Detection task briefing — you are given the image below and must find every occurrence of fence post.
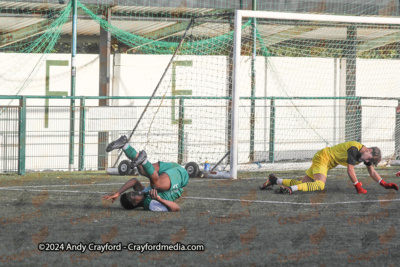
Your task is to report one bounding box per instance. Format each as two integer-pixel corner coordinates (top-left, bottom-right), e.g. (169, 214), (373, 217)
(396, 100), (400, 160)
(18, 96), (26, 175)
(269, 98), (275, 163)
(79, 97), (86, 171)
(69, 0), (78, 170)
(178, 98), (185, 164)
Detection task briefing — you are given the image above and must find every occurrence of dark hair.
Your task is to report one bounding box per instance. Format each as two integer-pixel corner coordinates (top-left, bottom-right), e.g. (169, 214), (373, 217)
(120, 192), (135, 210)
(371, 147), (382, 166)
(120, 191), (144, 210)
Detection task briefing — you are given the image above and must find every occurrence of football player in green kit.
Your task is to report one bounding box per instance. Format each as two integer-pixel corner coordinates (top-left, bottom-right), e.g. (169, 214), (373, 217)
(102, 136), (189, 212)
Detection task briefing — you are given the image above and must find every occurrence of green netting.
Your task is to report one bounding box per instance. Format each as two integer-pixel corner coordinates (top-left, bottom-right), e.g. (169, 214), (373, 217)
(22, 2), (72, 53)
(77, 1), (253, 55)
(0, 2), (71, 53)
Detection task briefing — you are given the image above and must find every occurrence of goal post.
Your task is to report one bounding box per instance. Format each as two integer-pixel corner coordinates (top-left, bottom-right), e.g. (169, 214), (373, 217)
(230, 10), (400, 179)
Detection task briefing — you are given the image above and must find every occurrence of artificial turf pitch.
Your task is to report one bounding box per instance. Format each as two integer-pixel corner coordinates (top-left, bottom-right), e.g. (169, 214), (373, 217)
(0, 168), (399, 266)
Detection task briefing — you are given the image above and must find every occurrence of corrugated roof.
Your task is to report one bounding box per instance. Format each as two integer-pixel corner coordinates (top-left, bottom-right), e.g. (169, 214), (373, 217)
(1, 0), (400, 50)
(0, 1), (226, 38)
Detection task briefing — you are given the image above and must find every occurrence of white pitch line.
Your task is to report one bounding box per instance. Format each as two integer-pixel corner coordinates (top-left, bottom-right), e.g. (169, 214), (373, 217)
(0, 188), (108, 194)
(0, 187), (399, 206)
(183, 196), (400, 205)
(2, 178), (243, 189)
(3, 183), (126, 189)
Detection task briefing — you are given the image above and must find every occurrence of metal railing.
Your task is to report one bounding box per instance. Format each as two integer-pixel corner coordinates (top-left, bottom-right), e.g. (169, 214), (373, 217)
(1, 95), (399, 174)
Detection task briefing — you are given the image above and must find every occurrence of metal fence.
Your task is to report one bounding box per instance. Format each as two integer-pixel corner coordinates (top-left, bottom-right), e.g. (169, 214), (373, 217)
(0, 95), (399, 174)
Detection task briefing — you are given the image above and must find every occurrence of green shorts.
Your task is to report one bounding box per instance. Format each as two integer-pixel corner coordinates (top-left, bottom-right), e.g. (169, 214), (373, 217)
(164, 166), (189, 190)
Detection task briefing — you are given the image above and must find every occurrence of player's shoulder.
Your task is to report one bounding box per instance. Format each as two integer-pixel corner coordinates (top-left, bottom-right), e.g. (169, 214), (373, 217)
(340, 141), (363, 150)
(344, 140), (362, 146)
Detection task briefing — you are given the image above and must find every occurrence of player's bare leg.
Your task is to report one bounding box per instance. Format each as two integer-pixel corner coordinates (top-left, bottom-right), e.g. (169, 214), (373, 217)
(134, 150), (171, 191)
(106, 136), (171, 191)
(301, 175), (314, 183)
(313, 173), (327, 183)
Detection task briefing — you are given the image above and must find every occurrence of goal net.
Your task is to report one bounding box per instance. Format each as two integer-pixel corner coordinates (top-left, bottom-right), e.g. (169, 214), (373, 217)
(111, 10), (400, 179)
(228, 10), (400, 178)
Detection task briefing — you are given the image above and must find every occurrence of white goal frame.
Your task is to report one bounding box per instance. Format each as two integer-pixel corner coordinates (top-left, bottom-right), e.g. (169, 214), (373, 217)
(230, 10), (400, 179)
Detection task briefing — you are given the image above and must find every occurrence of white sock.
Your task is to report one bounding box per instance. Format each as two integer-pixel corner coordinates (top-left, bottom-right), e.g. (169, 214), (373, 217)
(291, 185), (298, 192)
(277, 178), (284, 185)
(123, 143), (130, 150)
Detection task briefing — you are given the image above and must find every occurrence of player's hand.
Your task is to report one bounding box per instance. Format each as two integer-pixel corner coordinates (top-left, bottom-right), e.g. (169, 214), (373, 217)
(354, 182), (367, 194)
(149, 189), (161, 201)
(102, 192), (120, 202)
(380, 180), (399, 191)
(396, 171), (400, 177)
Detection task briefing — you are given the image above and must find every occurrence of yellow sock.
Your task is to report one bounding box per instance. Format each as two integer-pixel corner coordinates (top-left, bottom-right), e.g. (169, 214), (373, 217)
(296, 180), (325, 192)
(282, 179), (302, 187)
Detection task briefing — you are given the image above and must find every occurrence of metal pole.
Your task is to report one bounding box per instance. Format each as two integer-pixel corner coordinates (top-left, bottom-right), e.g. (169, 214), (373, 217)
(226, 20), (234, 166)
(98, 6), (111, 170)
(69, 0), (77, 170)
(230, 10), (242, 179)
(345, 25), (359, 142)
(249, 0), (257, 161)
(211, 150), (230, 172)
(178, 98), (185, 164)
(396, 100), (400, 160)
(334, 58), (337, 145)
(264, 57), (268, 153)
(269, 98), (275, 163)
(18, 97), (26, 175)
(78, 97), (86, 171)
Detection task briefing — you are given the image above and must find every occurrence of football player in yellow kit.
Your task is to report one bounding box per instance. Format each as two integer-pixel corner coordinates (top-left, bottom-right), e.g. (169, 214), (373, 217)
(260, 141), (399, 195)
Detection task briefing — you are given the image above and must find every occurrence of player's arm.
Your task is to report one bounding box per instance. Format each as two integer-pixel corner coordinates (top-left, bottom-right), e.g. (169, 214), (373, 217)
(367, 165), (399, 191)
(366, 165), (381, 182)
(347, 147), (367, 194)
(149, 189), (180, 212)
(102, 178), (144, 202)
(347, 164), (367, 194)
(347, 164), (358, 183)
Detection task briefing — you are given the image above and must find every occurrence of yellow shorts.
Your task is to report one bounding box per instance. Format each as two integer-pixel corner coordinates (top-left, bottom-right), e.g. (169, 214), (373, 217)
(305, 148), (336, 179)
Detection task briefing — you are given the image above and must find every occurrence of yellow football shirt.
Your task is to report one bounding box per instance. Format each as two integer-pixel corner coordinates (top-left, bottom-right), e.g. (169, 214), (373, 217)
(305, 141), (364, 178)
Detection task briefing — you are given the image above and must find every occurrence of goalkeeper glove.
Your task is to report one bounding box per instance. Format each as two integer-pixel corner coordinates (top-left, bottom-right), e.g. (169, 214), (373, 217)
(379, 180), (399, 191)
(354, 181), (367, 194)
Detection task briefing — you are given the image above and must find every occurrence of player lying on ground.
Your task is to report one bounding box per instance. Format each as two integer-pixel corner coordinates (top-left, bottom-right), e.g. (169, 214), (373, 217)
(102, 178), (180, 211)
(102, 135), (189, 211)
(260, 141), (399, 195)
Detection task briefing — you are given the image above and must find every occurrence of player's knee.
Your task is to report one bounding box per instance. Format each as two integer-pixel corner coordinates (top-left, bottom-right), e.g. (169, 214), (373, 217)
(302, 175), (314, 183)
(315, 180), (325, 191)
(150, 182), (168, 192)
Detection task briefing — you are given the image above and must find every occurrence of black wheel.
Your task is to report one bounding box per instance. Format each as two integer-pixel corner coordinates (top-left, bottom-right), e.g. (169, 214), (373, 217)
(118, 160), (133, 175)
(185, 162), (199, 178)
